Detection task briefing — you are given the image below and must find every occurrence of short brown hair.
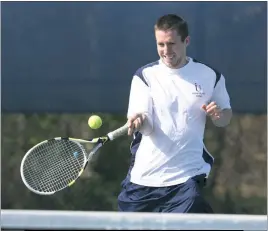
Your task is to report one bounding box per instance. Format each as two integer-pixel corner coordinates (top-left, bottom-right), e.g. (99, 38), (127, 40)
(154, 14), (189, 42)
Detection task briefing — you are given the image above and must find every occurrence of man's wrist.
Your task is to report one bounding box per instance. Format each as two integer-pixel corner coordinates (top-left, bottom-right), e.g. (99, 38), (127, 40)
(211, 109), (232, 127)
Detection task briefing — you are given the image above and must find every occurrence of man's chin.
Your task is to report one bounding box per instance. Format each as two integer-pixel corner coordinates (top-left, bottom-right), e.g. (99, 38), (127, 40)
(164, 61), (176, 68)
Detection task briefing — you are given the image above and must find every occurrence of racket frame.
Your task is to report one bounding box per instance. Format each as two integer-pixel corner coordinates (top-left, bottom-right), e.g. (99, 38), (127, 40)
(20, 123), (128, 195)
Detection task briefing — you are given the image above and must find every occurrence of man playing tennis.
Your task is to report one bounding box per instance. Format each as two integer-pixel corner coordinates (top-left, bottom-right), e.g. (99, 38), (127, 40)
(117, 14), (232, 213)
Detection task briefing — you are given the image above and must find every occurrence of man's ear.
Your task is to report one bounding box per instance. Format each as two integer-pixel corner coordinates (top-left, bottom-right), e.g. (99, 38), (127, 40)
(185, 36), (190, 46)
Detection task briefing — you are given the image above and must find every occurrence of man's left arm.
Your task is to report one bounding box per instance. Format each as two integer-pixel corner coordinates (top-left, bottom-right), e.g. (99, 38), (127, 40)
(202, 74), (232, 127)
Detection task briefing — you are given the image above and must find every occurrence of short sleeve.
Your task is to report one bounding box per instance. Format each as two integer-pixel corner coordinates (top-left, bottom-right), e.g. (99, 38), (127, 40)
(127, 75), (154, 136)
(127, 75), (152, 118)
(211, 74), (231, 110)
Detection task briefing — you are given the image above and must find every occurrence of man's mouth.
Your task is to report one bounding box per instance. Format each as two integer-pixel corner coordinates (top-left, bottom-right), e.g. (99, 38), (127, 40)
(163, 55), (174, 62)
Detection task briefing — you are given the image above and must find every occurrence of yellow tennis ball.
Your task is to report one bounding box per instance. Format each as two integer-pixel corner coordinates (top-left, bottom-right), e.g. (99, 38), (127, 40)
(88, 115), (102, 129)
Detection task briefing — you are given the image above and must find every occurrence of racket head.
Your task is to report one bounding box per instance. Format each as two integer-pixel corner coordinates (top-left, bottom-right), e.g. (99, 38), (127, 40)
(20, 138), (88, 195)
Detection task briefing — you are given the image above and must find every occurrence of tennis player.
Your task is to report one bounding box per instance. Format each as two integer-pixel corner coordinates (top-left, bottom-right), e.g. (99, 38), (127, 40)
(117, 14), (232, 213)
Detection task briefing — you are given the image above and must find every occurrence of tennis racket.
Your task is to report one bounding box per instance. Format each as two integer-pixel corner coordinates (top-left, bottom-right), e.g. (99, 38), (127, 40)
(20, 123), (129, 195)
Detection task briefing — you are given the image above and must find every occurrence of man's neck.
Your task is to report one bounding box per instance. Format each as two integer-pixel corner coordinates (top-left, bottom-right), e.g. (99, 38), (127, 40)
(176, 56), (189, 69)
(162, 56), (189, 69)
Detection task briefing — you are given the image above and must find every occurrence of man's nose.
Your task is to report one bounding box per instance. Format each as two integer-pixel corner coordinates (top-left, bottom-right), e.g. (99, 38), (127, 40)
(163, 45), (171, 54)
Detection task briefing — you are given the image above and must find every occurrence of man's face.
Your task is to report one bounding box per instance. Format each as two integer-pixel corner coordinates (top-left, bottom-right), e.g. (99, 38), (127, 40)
(155, 29), (189, 69)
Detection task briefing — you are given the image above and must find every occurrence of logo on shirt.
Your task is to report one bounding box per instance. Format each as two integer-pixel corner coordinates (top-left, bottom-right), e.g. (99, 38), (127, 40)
(193, 83), (205, 97)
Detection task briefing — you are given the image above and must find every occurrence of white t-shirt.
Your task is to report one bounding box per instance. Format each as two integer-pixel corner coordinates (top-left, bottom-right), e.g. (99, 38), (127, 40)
(127, 57), (231, 187)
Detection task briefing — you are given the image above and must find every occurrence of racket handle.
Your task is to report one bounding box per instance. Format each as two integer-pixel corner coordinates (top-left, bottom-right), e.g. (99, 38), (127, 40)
(107, 123), (129, 141)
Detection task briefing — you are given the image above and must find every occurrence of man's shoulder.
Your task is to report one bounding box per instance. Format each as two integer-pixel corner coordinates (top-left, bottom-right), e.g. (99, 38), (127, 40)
(192, 58), (221, 74)
(133, 60), (160, 86)
(134, 60), (160, 76)
(191, 58), (221, 87)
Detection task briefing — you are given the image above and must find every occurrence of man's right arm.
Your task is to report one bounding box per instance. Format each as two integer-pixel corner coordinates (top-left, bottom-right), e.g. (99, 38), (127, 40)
(127, 75), (153, 136)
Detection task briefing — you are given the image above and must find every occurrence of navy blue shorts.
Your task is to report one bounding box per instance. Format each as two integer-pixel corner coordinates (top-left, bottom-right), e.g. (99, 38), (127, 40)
(117, 173), (213, 213)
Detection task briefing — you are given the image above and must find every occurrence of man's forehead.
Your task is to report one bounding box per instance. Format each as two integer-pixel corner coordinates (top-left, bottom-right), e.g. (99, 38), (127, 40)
(155, 29), (181, 40)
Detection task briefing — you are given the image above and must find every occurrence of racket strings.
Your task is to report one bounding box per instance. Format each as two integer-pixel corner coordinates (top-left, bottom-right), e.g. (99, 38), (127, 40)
(38, 142), (83, 189)
(22, 139), (86, 193)
(24, 141), (84, 192)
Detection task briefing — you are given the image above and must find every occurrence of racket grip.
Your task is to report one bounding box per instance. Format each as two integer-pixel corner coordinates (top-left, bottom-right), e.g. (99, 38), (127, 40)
(107, 123), (129, 140)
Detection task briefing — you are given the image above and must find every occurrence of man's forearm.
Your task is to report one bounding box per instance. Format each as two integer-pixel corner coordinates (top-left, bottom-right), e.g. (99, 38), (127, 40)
(211, 108), (232, 127)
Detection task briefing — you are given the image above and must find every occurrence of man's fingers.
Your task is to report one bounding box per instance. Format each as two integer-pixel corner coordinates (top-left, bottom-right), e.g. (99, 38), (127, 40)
(127, 113), (146, 136)
(128, 115), (138, 128)
(206, 105), (218, 114)
(128, 116), (137, 126)
(133, 118), (142, 131)
(128, 126), (134, 136)
(135, 117), (142, 126)
(202, 102), (221, 119)
(127, 118), (135, 136)
(128, 121), (141, 136)
(206, 101), (216, 108)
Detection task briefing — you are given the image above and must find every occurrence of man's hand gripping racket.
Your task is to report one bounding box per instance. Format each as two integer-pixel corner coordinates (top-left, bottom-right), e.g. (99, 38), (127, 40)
(20, 123), (128, 195)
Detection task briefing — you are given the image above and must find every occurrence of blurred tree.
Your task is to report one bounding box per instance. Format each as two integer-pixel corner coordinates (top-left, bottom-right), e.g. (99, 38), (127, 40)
(1, 113), (266, 214)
